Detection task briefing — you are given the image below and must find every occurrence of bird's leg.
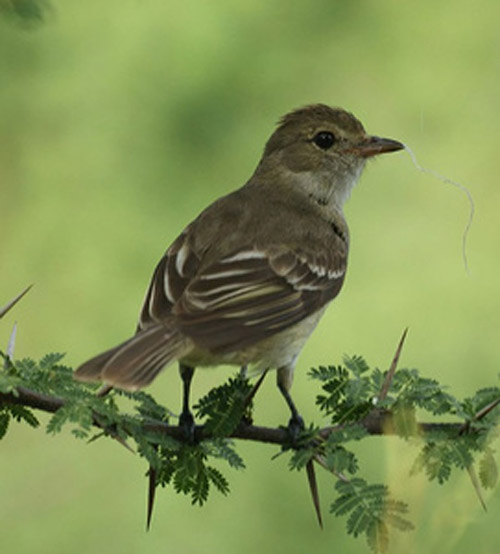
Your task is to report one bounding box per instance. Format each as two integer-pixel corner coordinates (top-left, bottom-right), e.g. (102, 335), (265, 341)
(278, 383), (305, 439)
(178, 363), (195, 442)
(278, 368), (323, 527)
(277, 366), (304, 443)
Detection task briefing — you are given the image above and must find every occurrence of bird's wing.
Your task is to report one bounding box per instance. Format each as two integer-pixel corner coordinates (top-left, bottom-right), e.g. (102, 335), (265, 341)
(172, 242), (347, 353)
(138, 228), (200, 329)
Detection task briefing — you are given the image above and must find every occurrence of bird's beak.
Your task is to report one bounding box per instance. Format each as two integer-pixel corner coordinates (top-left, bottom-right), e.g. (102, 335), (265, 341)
(349, 136), (405, 158)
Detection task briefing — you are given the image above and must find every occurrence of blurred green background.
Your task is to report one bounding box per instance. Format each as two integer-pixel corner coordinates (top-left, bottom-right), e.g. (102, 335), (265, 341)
(1, 1), (500, 552)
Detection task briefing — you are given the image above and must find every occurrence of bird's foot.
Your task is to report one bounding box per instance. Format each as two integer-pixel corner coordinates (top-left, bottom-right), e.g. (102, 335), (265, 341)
(179, 410), (196, 443)
(286, 413), (305, 446)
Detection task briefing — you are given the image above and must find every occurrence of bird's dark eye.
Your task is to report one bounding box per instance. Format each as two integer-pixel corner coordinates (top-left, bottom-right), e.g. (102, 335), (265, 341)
(312, 131), (336, 150)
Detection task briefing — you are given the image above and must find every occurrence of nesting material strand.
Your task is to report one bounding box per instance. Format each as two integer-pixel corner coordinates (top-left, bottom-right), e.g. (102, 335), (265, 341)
(403, 144), (475, 274)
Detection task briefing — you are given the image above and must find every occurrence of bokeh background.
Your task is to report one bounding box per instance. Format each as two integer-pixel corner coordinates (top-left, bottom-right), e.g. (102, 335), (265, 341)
(1, 1), (499, 552)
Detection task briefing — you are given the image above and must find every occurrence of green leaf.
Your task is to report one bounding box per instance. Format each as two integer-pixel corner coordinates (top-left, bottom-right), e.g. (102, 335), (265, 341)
(343, 355), (370, 376)
(72, 428), (89, 439)
(411, 443), (451, 484)
(366, 519), (389, 554)
(449, 441), (474, 470)
(392, 402), (418, 438)
(191, 470), (210, 506)
(46, 402), (93, 435)
(0, 412), (10, 439)
(46, 406), (71, 434)
(9, 405), (39, 428)
(479, 449), (498, 489)
(195, 375), (252, 436)
(325, 424), (368, 445)
(204, 438), (245, 470)
(389, 368), (458, 415)
(206, 466), (230, 495)
(289, 447), (315, 471)
(39, 352), (66, 370)
(160, 443), (232, 506)
(324, 445), (358, 475)
(411, 438), (478, 485)
(331, 478), (413, 553)
(310, 361), (372, 424)
(309, 365), (345, 382)
(347, 504), (371, 536)
(117, 389), (172, 422)
(0, 0), (51, 25)
(0, 370), (21, 393)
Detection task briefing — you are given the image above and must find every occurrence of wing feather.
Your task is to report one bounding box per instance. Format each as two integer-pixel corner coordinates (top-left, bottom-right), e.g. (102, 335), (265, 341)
(138, 230), (199, 329)
(174, 246), (346, 352)
(138, 228), (347, 355)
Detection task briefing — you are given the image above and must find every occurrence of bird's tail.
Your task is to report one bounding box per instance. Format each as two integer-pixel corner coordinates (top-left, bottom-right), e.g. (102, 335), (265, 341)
(73, 325), (191, 391)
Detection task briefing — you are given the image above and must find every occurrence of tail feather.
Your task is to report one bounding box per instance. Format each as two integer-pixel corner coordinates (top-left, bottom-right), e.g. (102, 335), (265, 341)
(74, 325), (190, 390)
(74, 345), (123, 382)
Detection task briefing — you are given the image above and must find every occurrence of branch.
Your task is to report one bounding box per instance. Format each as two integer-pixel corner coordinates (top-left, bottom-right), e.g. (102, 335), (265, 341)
(2, 386), (64, 413)
(0, 385), (479, 445)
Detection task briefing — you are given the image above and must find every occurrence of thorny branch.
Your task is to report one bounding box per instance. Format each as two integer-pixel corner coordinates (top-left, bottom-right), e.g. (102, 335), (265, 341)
(0, 384), (490, 446)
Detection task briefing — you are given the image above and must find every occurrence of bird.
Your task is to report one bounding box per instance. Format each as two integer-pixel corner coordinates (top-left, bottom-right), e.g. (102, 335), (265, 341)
(74, 104), (403, 438)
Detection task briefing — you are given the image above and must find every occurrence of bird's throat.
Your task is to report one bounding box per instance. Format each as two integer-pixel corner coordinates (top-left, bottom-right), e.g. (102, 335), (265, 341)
(295, 167), (362, 213)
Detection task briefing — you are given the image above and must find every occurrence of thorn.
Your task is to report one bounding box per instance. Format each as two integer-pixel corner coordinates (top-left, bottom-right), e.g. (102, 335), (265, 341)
(239, 365), (248, 379)
(466, 465), (487, 512)
(146, 465), (157, 531)
(459, 396), (500, 436)
(313, 454), (350, 482)
(306, 459), (323, 529)
(5, 322), (17, 367)
(243, 368), (269, 411)
(0, 284), (33, 319)
(313, 454), (329, 472)
(474, 397), (500, 422)
(96, 384), (114, 397)
(91, 413), (135, 453)
(378, 327), (409, 403)
(270, 449), (285, 461)
(87, 428), (134, 452)
(111, 433), (135, 453)
(87, 431), (106, 444)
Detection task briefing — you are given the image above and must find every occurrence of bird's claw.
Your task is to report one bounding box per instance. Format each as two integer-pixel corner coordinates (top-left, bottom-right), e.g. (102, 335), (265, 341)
(286, 413), (305, 445)
(179, 410), (196, 443)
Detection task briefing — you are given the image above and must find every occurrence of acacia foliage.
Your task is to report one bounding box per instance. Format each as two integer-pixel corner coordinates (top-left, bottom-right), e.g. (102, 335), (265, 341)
(1, 348), (498, 553)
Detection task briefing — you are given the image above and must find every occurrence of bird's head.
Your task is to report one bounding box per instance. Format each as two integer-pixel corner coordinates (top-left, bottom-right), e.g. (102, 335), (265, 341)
(257, 104), (404, 208)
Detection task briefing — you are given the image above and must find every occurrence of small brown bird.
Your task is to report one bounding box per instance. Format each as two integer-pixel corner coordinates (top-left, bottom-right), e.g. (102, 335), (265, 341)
(74, 104), (403, 436)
